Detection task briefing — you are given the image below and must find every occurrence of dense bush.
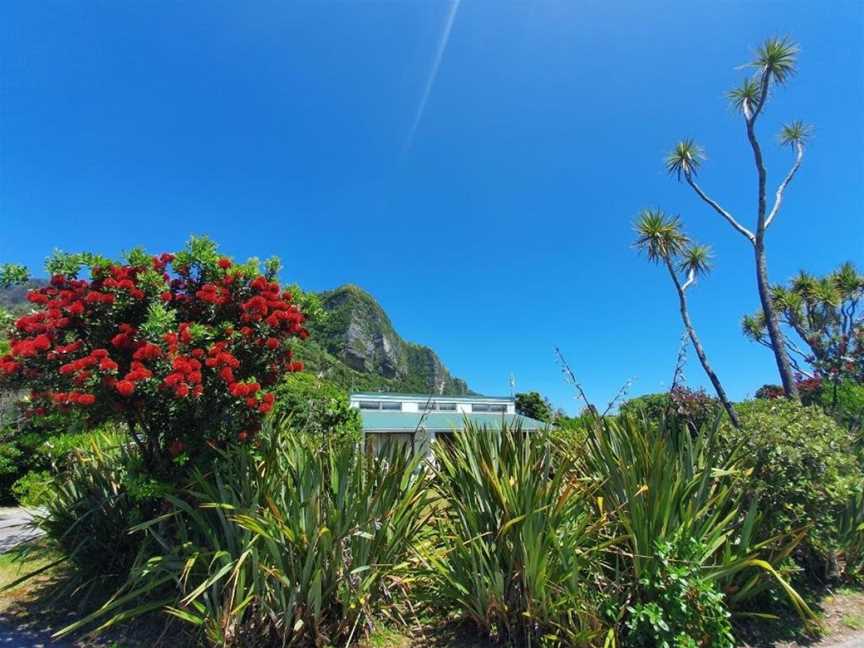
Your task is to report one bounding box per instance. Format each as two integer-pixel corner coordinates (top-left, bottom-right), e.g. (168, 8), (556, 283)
(619, 386), (721, 433)
(35, 433), (155, 592)
(514, 391), (554, 422)
(582, 415), (811, 643)
(0, 410), (93, 505)
(721, 399), (863, 581)
(821, 379), (864, 435)
(63, 423), (433, 646)
(270, 372), (361, 442)
(625, 537), (734, 648)
(837, 490), (864, 582)
(428, 422), (609, 646)
(0, 238), (308, 476)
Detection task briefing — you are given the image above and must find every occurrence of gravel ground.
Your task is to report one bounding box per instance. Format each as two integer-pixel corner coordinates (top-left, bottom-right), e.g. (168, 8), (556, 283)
(0, 510), (42, 555)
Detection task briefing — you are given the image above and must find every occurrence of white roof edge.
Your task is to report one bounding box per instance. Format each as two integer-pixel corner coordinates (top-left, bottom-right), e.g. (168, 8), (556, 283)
(350, 393), (514, 403)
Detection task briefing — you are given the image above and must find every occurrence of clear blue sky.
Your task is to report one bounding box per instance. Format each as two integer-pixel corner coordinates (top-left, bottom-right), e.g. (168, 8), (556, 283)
(2, 2), (862, 413)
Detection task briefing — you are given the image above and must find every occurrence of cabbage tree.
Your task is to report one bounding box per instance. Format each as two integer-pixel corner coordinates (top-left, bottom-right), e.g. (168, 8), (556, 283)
(666, 38), (809, 400)
(635, 210), (740, 427)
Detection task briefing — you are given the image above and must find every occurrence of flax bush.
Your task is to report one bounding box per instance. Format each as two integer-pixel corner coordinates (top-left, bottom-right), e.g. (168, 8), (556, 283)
(61, 421), (433, 646)
(427, 422), (613, 647)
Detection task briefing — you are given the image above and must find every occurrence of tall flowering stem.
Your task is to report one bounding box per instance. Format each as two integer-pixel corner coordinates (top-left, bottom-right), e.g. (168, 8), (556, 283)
(0, 239), (308, 474)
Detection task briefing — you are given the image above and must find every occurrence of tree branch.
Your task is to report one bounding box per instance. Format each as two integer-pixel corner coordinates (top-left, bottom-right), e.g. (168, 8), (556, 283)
(765, 141), (804, 229)
(686, 175), (756, 243)
(746, 73), (771, 235)
(680, 267), (696, 293)
(751, 71), (771, 124)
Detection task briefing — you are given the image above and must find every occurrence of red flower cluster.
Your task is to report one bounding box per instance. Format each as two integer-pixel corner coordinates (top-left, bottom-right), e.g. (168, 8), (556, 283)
(101, 265), (145, 300)
(164, 355), (203, 398)
(50, 391), (96, 406)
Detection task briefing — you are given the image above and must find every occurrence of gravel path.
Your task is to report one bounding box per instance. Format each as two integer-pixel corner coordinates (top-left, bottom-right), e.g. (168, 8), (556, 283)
(0, 510), (42, 554)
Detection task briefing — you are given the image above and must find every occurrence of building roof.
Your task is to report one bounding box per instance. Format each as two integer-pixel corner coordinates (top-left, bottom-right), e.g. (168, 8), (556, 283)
(351, 392), (513, 403)
(360, 410), (546, 433)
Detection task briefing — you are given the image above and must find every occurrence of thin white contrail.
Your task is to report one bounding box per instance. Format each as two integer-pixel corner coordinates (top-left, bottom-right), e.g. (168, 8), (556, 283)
(403, 0), (461, 154)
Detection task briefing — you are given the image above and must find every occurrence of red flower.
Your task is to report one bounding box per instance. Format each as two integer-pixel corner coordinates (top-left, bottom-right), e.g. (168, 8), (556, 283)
(115, 380), (135, 397)
(217, 258), (232, 269)
(133, 343), (162, 361)
(99, 358), (119, 372)
(33, 335), (51, 351)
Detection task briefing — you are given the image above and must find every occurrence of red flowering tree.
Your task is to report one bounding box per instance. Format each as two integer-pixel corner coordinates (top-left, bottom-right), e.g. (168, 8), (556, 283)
(0, 238), (307, 475)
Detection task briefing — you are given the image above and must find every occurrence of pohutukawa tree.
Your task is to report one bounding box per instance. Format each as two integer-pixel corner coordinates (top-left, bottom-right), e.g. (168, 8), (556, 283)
(665, 37), (809, 400)
(0, 237), (308, 475)
(635, 209), (740, 427)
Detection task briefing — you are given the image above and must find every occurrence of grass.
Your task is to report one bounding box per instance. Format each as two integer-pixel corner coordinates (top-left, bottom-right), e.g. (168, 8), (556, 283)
(0, 543), (61, 602)
(842, 613), (864, 631)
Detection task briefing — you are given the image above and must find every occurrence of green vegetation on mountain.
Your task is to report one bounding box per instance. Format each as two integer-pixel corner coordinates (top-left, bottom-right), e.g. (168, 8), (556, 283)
(302, 284), (471, 395)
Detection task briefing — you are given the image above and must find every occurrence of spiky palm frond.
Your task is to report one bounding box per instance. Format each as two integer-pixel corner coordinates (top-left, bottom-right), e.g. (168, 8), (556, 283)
(813, 278), (842, 307)
(634, 209), (689, 263)
(831, 262), (864, 296)
(773, 288), (804, 313)
(728, 78), (762, 114)
(679, 244), (713, 277)
(791, 271), (818, 297)
(742, 313), (767, 340)
(780, 120), (812, 147)
(665, 139), (704, 181)
(752, 37), (799, 85)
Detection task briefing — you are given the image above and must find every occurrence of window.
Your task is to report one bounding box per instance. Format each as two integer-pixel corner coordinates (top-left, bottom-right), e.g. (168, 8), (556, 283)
(358, 401), (381, 410)
(417, 400), (454, 411)
(381, 401), (402, 411)
(472, 403), (506, 413)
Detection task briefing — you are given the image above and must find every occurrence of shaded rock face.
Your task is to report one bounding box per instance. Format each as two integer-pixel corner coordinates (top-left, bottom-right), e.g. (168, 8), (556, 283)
(312, 285), (470, 395)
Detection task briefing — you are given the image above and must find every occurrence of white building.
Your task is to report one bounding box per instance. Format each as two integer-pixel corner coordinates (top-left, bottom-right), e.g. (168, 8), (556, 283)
(349, 392), (546, 455)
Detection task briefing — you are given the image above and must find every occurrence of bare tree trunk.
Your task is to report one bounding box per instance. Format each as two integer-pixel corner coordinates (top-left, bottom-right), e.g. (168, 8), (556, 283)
(666, 260), (740, 428)
(754, 238), (800, 400)
(745, 82), (801, 401)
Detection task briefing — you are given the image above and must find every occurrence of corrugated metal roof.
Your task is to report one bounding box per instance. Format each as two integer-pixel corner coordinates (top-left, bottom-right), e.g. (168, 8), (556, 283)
(359, 411), (546, 432)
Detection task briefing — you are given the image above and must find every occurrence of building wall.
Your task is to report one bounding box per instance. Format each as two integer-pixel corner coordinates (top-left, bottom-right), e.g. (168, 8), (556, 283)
(349, 394), (516, 415)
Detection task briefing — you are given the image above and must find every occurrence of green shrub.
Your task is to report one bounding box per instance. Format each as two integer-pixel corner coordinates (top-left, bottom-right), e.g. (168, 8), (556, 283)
(63, 422), (433, 646)
(837, 490), (864, 582)
(722, 399), (863, 580)
(11, 469), (53, 507)
(821, 380), (864, 435)
(582, 415), (812, 637)
(35, 433), (156, 591)
(271, 372), (361, 443)
(428, 422), (611, 646)
(625, 537), (734, 648)
(619, 387), (721, 434)
(6, 427), (125, 507)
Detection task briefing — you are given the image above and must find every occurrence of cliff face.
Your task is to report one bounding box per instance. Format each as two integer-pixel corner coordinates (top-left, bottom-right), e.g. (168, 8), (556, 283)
(310, 285), (470, 395)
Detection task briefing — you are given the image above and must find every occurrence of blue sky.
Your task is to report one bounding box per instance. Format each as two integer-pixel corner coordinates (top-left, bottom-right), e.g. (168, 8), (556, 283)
(2, 2), (862, 413)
